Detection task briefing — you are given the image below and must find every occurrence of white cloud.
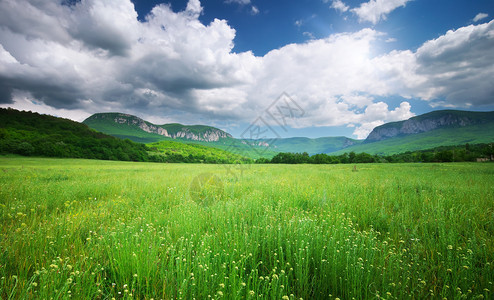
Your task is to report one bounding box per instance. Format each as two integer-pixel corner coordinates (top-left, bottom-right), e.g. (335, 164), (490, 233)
(473, 13), (488, 23)
(251, 6), (259, 15)
(352, 102), (414, 138)
(303, 32), (315, 39)
(352, 0), (412, 24)
(412, 20), (494, 105)
(330, 0), (349, 13)
(224, 0), (251, 5)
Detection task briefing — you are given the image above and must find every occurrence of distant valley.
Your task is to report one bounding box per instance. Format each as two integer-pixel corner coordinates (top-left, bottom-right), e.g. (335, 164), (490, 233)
(83, 110), (494, 157)
(82, 112), (361, 158)
(1, 108), (493, 162)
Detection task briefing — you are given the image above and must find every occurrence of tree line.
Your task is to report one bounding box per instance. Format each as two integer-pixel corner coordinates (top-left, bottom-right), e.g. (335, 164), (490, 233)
(256, 143), (494, 164)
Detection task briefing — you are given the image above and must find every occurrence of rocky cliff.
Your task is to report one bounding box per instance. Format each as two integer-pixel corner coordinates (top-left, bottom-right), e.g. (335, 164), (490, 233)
(365, 110), (494, 142)
(84, 113), (232, 142)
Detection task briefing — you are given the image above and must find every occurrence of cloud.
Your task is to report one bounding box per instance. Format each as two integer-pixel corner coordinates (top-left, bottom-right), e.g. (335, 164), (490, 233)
(330, 0), (349, 13)
(224, 0), (251, 5)
(473, 13), (488, 23)
(352, 0), (412, 24)
(224, 0), (259, 16)
(1, 0), (494, 139)
(412, 20), (494, 106)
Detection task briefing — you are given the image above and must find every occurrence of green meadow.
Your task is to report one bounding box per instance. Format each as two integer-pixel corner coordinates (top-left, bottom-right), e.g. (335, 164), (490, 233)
(0, 157), (493, 299)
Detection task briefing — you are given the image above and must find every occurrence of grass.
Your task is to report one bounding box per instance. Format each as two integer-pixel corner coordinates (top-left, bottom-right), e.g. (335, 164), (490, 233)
(0, 157), (493, 299)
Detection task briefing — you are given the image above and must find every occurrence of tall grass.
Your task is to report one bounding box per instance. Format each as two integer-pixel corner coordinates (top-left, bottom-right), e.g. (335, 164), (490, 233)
(0, 157), (493, 299)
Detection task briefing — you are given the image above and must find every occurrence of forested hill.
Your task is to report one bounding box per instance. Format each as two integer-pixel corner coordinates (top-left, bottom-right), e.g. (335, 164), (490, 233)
(0, 108), (150, 161)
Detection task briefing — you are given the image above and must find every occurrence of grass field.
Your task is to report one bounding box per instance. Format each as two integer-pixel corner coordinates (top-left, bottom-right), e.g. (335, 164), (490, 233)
(0, 157), (493, 299)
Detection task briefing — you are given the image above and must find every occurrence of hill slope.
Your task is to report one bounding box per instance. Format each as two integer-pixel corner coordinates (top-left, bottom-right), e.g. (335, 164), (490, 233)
(148, 140), (252, 164)
(0, 108), (150, 161)
(83, 112), (361, 157)
(83, 113), (232, 143)
(332, 110), (494, 155)
(366, 110), (494, 142)
(261, 136), (362, 155)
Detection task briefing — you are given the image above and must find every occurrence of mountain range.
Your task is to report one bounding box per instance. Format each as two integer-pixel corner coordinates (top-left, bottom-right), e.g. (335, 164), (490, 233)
(83, 113), (361, 158)
(83, 110), (494, 157)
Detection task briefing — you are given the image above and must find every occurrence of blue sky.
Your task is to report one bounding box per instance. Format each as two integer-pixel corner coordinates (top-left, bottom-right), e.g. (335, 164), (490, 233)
(1, 0), (494, 139)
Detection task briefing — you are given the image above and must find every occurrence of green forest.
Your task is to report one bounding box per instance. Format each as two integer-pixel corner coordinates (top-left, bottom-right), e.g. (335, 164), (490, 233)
(260, 143), (494, 164)
(0, 108), (251, 164)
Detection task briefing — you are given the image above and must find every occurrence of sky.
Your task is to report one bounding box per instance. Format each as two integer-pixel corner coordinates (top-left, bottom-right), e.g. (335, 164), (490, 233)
(1, 0), (494, 139)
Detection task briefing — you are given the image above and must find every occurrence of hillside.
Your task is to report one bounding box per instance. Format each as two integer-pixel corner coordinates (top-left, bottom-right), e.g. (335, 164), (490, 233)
(366, 110), (494, 142)
(148, 140), (252, 164)
(0, 108), (150, 161)
(332, 111), (494, 155)
(83, 113), (232, 143)
(265, 136), (361, 154)
(83, 112), (361, 157)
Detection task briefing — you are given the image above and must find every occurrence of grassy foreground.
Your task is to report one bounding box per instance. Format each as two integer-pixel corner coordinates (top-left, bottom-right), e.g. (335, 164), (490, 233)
(0, 157), (493, 299)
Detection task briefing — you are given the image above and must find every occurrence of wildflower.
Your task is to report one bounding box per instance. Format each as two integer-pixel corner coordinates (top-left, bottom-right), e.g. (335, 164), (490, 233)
(217, 291), (223, 296)
(133, 274), (138, 278)
(249, 290), (255, 296)
(241, 282), (246, 287)
(219, 283), (225, 289)
(31, 282), (38, 287)
(282, 296), (289, 300)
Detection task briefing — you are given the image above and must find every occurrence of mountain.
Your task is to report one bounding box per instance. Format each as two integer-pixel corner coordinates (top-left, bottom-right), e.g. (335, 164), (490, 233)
(366, 110), (494, 142)
(331, 110), (494, 155)
(83, 113), (232, 143)
(83, 112), (361, 158)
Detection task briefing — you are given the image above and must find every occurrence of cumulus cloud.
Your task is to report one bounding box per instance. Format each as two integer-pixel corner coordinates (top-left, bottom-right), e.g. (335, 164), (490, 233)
(330, 0), (350, 13)
(473, 13), (488, 23)
(0, 0), (257, 119)
(352, 0), (412, 24)
(1, 0), (493, 139)
(413, 20), (494, 105)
